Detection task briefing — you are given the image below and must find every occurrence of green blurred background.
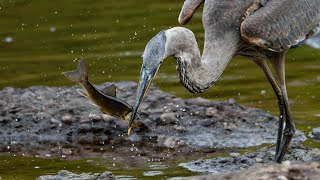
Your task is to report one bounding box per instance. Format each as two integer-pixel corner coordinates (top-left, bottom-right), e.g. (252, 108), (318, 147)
(0, 0), (319, 179)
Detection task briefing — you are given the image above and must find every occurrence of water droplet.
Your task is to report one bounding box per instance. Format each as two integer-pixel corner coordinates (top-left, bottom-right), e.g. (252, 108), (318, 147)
(50, 27), (56, 32)
(4, 37), (13, 43)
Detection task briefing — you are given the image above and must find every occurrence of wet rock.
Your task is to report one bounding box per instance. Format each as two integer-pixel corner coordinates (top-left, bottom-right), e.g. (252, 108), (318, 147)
(0, 100), (7, 106)
(292, 130), (308, 143)
(91, 125), (104, 133)
(160, 113), (179, 125)
(255, 157), (263, 163)
(50, 118), (61, 124)
(79, 124), (91, 133)
(173, 125), (186, 132)
(205, 107), (217, 117)
(89, 113), (102, 121)
(164, 136), (185, 148)
(143, 118), (154, 126)
(61, 148), (72, 155)
(61, 115), (73, 124)
(101, 114), (113, 121)
(309, 127), (320, 140)
(180, 145), (320, 174)
(37, 170), (116, 180)
(197, 119), (215, 127)
(80, 117), (91, 124)
(188, 162), (320, 180)
(180, 156), (254, 174)
(34, 112), (51, 121)
(0, 82), (308, 154)
(78, 135), (94, 144)
(21, 91), (36, 100)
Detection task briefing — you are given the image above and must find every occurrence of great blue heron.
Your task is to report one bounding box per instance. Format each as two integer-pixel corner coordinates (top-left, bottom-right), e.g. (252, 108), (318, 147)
(129, 0), (320, 163)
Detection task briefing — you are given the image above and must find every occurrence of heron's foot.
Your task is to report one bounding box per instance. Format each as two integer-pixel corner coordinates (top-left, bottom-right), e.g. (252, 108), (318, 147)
(274, 124), (296, 163)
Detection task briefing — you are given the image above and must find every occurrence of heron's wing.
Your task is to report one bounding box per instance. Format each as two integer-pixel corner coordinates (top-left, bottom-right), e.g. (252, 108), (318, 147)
(241, 0), (320, 52)
(178, 0), (204, 25)
(305, 33), (320, 49)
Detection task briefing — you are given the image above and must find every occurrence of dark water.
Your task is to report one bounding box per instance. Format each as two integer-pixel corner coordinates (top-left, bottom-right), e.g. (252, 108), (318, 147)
(0, 0), (319, 179)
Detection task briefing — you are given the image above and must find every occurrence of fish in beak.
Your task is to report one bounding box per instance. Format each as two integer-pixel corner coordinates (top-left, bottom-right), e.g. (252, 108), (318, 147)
(63, 60), (146, 134)
(128, 30), (167, 129)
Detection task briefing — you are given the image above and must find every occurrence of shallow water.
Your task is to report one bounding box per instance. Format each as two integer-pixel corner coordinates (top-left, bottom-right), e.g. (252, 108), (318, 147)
(0, 155), (198, 179)
(0, 0), (319, 179)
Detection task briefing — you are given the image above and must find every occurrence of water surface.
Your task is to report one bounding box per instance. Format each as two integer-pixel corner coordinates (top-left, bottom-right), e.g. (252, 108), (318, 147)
(0, 0), (319, 179)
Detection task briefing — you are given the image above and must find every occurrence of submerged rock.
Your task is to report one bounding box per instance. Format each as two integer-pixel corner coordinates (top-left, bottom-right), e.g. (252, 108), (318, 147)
(143, 171), (164, 176)
(309, 127), (320, 140)
(37, 170), (116, 180)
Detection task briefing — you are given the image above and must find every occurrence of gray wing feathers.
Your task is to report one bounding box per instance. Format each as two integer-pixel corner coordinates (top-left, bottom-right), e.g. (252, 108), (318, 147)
(241, 0), (320, 52)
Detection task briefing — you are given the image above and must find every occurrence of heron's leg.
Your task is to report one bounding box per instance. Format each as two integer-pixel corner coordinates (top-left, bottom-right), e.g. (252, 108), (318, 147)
(270, 52), (296, 163)
(254, 60), (284, 156)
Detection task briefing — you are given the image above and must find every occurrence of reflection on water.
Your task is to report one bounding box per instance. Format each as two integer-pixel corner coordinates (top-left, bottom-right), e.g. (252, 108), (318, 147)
(143, 171), (164, 176)
(0, 0), (320, 179)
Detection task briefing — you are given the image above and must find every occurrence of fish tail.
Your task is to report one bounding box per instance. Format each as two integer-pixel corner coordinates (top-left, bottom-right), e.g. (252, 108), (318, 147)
(62, 60), (88, 83)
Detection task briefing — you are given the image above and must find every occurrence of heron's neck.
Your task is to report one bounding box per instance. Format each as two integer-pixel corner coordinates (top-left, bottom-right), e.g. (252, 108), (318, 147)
(169, 30), (240, 93)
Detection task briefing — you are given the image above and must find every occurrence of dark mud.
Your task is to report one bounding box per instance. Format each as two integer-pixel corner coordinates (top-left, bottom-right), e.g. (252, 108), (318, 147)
(0, 81), (306, 158)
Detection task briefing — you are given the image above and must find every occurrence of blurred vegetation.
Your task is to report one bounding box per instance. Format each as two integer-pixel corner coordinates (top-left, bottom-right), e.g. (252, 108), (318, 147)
(0, 0), (319, 178)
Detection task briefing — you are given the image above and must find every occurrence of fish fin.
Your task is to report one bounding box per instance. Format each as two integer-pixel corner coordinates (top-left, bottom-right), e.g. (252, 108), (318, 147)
(101, 84), (117, 97)
(77, 89), (89, 98)
(62, 60), (88, 83)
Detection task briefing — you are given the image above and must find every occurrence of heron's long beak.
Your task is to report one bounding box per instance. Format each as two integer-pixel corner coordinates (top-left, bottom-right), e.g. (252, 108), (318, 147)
(129, 66), (159, 129)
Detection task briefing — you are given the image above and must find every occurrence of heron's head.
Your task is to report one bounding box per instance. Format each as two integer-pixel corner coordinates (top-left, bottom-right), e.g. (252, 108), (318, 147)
(128, 30), (167, 127)
(128, 27), (198, 129)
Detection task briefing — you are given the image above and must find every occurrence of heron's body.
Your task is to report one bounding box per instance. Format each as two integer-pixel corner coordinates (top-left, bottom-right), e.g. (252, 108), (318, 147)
(129, 0), (320, 163)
